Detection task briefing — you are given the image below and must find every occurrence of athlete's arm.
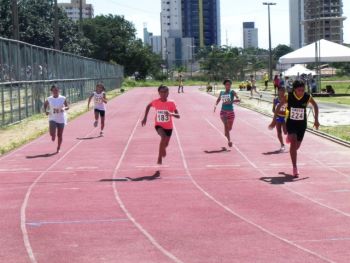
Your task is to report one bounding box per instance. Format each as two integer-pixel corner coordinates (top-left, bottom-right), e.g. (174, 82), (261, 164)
(233, 91), (240, 103)
(62, 100), (69, 111)
(87, 94), (93, 109)
(309, 97), (320, 129)
(169, 109), (180, 119)
(141, 103), (152, 126)
(102, 93), (107, 103)
(272, 99), (276, 113)
(43, 100), (49, 115)
(214, 93), (221, 112)
(268, 100), (285, 129)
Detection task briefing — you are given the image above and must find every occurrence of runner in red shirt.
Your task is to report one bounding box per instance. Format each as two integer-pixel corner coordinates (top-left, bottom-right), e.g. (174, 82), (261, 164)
(142, 85), (180, 164)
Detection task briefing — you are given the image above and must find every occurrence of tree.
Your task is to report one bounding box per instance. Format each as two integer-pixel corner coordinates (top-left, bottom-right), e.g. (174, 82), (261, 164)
(273, 44), (293, 62)
(0, 0), (92, 55)
(82, 15), (162, 78)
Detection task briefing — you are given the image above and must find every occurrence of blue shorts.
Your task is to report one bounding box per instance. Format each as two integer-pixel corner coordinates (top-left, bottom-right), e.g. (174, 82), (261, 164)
(276, 116), (285, 123)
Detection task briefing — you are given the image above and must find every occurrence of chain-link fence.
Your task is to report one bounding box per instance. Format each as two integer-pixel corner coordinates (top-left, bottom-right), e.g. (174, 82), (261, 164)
(0, 37), (124, 127)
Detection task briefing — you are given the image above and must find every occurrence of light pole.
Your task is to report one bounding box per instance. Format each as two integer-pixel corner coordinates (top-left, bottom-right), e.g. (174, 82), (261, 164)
(187, 44), (195, 79)
(263, 2), (276, 82)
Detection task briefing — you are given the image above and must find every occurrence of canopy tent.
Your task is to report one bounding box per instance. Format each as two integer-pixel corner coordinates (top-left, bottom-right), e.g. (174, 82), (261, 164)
(283, 64), (315, 77)
(279, 39), (350, 64)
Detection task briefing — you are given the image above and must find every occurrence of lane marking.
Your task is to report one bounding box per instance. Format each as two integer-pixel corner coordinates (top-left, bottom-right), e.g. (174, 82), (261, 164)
(26, 218), (128, 227)
(20, 127), (96, 263)
(135, 165), (170, 168)
(206, 164), (240, 168)
(173, 123), (335, 263)
(111, 117), (183, 263)
(205, 118), (258, 169)
(294, 237), (350, 243)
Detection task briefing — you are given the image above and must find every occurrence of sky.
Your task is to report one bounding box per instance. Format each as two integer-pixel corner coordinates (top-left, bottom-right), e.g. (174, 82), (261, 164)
(59, 0), (350, 49)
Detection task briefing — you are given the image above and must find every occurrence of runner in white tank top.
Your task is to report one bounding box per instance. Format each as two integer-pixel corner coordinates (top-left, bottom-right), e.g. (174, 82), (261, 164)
(44, 85), (69, 153)
(88, 83), (107, 136)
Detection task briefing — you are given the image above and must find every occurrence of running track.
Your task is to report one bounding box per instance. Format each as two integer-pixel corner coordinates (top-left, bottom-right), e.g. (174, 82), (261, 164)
(1, 87), (350, 263)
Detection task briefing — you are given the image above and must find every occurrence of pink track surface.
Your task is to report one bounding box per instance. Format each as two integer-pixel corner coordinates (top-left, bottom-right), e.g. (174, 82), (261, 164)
(1, 87), (350, 263)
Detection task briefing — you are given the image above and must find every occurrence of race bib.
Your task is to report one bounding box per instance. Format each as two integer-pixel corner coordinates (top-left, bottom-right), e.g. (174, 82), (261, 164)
(156, 110), (170, 123)
(95, 96), (103, 104)
(52, 108), (62, 114)
(221, 94), (231, 104)
(290, 107), (305, 120)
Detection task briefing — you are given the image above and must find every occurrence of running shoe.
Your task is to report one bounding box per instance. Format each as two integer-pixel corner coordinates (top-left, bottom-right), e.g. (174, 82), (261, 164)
(280, 145), (285, 152)
(100, 131), (104, 136)
(228, 141), (233, 147)
(293, 167), (299, 178)
(93, 120), (98, 127)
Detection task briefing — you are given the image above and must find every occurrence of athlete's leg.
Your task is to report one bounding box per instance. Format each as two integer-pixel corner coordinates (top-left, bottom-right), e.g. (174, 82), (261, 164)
(288, 133), (299, 176)
(94, 110), (99, 127)
(56, 125), (65, 153)
(276, 122), (284, 147)
(49, 121), (56, 142)
(226, 119), (234, 147)
(156, 128), (167, 164)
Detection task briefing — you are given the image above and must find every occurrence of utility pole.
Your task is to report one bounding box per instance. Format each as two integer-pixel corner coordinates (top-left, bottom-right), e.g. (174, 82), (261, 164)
(263, 2), (276, 81)
(11, 0), (19, 40)
(54, 0), (60, 50)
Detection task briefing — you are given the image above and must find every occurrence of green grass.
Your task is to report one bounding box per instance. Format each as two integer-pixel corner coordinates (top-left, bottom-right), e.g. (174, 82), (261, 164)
(0, 88), (123, 155)
(319, 125), (350, 142)
(315, 96), (350, 105)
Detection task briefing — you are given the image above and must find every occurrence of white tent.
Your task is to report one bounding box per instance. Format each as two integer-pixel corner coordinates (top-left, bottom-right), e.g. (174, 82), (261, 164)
(283, 64), (316, 77)
(279, 39), (350, 64)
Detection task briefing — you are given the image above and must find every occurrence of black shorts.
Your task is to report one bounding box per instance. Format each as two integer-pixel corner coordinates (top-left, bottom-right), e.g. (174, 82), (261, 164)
(49, 121), (65, 131)
(286, 120), (306, 142)
(94, 109), (105, 117)
(155, 126), (173, 137)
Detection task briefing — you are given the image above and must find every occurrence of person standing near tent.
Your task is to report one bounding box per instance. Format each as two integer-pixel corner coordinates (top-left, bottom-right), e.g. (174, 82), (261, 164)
(273, 75), (280, 96)
(269, 80), (319, 177)
(263, 73), (269, 90)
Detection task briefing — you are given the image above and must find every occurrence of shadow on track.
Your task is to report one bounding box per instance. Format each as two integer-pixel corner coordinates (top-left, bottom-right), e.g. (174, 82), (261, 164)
(100, 171), (161, 182)
(260, 172), (309, 185)
(26, 152), (58, 159)
(262, 150), (288, 155)
(204, 147), (230, 154)
(76, 135), (102, 140)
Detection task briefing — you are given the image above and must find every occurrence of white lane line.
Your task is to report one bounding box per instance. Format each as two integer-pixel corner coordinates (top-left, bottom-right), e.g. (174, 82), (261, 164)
(135, 165), (170, 168)
(26, 218), (128, 227)
(206, 164), (241, 168)
(236, 117), (350, 217)
(294, 237), (350, 243)
(20, 127), (96, 263)
(205, 118), (258, 169)
(111, 117), (183, 263)
(182, 120), (334, 262)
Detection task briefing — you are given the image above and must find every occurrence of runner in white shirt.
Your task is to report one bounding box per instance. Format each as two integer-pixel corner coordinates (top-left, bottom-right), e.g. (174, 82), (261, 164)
(44, 85), (69, 153)
(88, 83), (107, 136)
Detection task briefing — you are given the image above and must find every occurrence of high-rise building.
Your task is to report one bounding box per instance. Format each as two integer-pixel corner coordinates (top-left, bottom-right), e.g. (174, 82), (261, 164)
(289, 0), (304, 49)
(161, 0), (194, 68)
(58, 0), (94, 22)
(243, 22), (258, 48)
(181, 0), (221, 48)
(290, 0), (346, 48)
(160, 0), (220, 68)
(303, 0), (346, 45)
(143, 26), (162, 55)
